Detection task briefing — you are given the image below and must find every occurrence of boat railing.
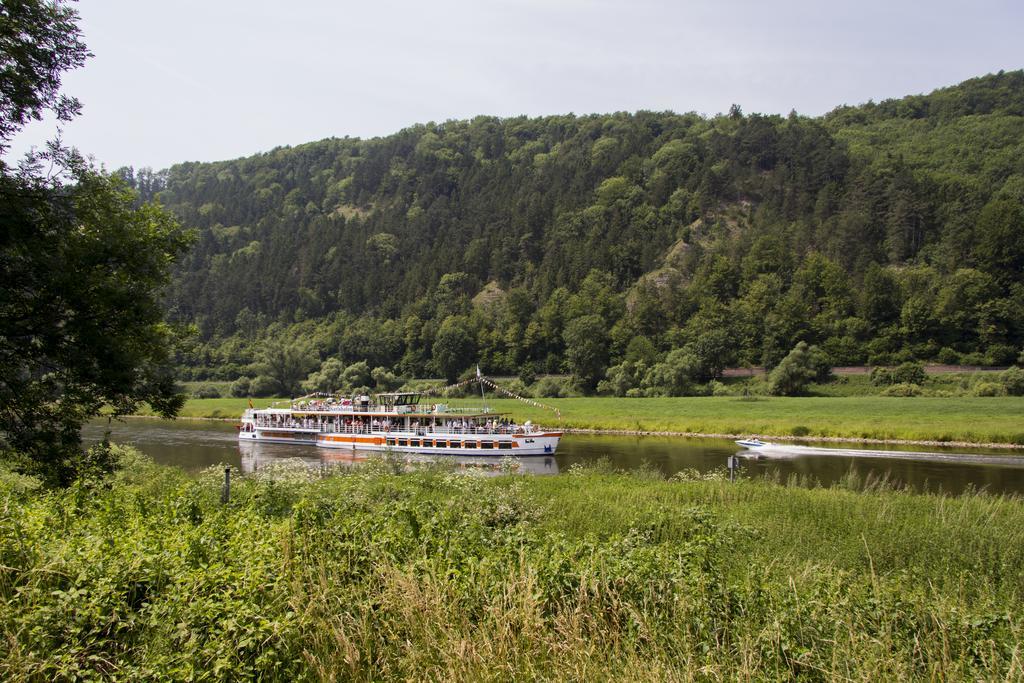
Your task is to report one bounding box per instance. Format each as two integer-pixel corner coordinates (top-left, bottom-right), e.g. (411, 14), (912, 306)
(254, 419), (542, 436)
(276, 403), (494, 416)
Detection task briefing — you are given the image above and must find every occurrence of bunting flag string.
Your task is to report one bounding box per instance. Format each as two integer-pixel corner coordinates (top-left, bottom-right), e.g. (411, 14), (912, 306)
(417, 375), (563, 422)
(290, 374), (563, 423)
(478, 377), (562, 421)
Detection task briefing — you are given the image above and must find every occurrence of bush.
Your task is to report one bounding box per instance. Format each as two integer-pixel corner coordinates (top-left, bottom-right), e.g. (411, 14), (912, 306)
(892, 362), (926, 385)
(517, 364), (537, 387)
(869, 366), (894, 386)
(767, 342), (820, 396)
(973, 381), (1007, 397)
(230, 376), (252, 398)
(533, 376), (569, 398)
(708, 380), (731, 397)
(881, 383), (922, 397)
(936, 347), (960, 365)
(986, 344), (1018, 366)
(960, 352), (987, 367)
(598, 360), (648, 397)
(249, 375), (278, 397)
(499, 378), (532, 398)
(371, 366), (403, 391)
(640, 349), (700, 396)
(998, 366), (1024, 396)
(192, 384), (222, 399)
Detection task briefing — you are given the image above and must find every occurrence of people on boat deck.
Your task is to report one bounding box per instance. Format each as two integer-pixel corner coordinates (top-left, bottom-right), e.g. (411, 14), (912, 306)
(253, 412), (531, 434)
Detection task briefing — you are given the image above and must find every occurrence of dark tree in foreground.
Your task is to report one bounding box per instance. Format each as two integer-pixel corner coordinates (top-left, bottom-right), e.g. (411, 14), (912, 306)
(0, 0), (192, 485)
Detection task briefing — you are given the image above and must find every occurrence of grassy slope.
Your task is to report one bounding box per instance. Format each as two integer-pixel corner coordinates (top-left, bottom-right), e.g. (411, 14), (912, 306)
(159, 395), (1024, 445)
(2, 451), (1021, 680)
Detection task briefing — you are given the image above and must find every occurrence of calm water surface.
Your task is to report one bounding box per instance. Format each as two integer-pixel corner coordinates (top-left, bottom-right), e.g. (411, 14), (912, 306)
(82, 418), (1024, 496)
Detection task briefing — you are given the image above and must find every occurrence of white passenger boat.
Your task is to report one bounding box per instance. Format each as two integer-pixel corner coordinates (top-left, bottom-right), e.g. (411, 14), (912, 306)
(238, 391), (561, 456)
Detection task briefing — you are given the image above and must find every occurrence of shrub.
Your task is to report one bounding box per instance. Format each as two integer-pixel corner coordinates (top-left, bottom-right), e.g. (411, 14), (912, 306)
(708, 380), (731, 397)
(533, 376), (568, 398)
(892, 361), (926, 385)
(807, 345), (834, 382)
(640, 349), (701, 396)
(230, 376), (252, 398)
(881, 383), (922, 397)
(249, 375), (278, 397)
(517, 364), (537, 387)
(973, 381), (1007, 397)
(370, 366), (403, 391)
(869, 367), (894, 386)
(767, 342), (820, 396)
(986, 344), (1018, 366)
(498, 378), (532, 398)
(598, 360), (647, 397)
(998, 366), (1024, 395)
(960, 352), (987, 367)
(192, 384), (222, 399)
(936, 347), (960, 365)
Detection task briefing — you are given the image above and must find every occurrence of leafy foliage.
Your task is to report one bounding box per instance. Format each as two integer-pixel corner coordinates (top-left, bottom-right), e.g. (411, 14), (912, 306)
(0, 1), (191, 485)
(2, 451), (1023, 679)
(125, 71), (1024, 390)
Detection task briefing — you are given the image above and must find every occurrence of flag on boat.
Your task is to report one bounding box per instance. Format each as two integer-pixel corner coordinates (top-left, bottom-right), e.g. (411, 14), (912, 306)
(476, 365), (482, 379)
(248, 398), (254, 409)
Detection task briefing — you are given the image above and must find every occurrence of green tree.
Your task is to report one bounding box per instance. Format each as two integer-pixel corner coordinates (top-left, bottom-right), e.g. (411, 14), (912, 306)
(303, 357), (345, 392)
(1, 173), (192, 485)
(0, 2), (193, 486)
(974, 198), (1024, 285)
(371, 366), (403, 391)
(255, 341), (317, 397)
(340, 361), (372, 391)
(563, 314), (610, 392)
(767, 342), (820, 396)
(433, 316), (474, 383)
(0, 0), (88, 158)
(641, 348), (701, 396)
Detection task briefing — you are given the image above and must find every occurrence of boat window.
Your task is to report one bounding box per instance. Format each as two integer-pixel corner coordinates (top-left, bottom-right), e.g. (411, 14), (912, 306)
(434, 440), (446, 448)
(481, 441), (493, 449)
(397, 439), (407, 447)
(498, 441), (512, 450)
(410, 439), (420, 447)
(449, 440), (460, 449)
(386, 438), (395, 446)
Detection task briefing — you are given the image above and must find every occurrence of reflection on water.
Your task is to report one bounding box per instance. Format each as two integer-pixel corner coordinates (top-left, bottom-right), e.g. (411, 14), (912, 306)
(236, 440), (560, 475)
(81, 418), (1024, 496)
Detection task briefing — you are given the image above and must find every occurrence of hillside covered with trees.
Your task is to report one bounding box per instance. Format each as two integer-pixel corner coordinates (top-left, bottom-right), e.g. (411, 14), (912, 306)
(125, 71), (1024, 396)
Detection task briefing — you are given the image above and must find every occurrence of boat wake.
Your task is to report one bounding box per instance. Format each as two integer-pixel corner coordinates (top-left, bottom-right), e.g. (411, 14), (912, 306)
(737, 443), (1024, 467)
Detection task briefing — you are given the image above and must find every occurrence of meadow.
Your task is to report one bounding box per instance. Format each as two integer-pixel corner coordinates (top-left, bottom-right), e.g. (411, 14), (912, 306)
(1, 449), (1021, 680)
(154, 395), (1024, 446)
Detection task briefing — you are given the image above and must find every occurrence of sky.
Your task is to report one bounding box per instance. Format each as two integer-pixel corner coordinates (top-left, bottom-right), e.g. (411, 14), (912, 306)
(9, 0), (1023, 171)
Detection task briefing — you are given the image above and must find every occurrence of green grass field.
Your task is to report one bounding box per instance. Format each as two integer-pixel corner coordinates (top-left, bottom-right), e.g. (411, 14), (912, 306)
(2, 450), (1021, 679)
(156, 395), (1024, 445)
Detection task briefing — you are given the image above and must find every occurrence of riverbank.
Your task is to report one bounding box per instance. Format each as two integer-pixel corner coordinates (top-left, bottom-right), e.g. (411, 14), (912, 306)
(143, 396), (1024, 448)
(2, 448), (1021, 679)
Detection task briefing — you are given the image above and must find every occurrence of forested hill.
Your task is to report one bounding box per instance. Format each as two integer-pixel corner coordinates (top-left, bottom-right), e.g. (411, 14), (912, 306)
(123, 71), (1024, 393)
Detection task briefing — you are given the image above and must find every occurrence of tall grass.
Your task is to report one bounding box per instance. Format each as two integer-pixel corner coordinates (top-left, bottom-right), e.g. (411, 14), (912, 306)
(1, 448), (1022, 679)
(451, 396), (1024, 444)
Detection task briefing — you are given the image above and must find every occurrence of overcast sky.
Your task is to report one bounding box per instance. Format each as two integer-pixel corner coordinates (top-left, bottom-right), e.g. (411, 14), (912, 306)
(9, 0), (1023, 171)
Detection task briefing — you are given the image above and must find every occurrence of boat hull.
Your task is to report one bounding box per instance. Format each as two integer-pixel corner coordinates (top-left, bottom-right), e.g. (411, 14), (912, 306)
(239, 429), (561, 456)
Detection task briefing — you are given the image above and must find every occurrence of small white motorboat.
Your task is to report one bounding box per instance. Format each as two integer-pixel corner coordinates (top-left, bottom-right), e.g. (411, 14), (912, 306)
(735, 438), (771, 449)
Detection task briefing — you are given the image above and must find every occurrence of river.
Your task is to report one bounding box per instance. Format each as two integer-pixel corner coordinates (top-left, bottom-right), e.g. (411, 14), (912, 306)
(82, 418), (1024, 496)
